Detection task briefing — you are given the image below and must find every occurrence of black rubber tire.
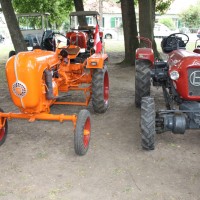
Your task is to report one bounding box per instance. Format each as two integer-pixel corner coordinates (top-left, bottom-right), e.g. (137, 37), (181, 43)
(74, 109), (91, 156)
(0, 108), (8, 146)
(92, 65), (109, 113)
(135, 60), (151, 108)
(8, 50), (16, 58)
(141, 97), (155, 150)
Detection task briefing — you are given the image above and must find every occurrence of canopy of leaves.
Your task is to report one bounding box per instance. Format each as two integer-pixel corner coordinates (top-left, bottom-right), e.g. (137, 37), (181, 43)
(12, 0), (74, 29)
(179, 1), (200, 28)
(155, 0), (174, 14)
(159, 17), (175, 30)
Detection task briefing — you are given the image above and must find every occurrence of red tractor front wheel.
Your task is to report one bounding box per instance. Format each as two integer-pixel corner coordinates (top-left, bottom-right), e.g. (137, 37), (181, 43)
(0, 108), (8, 146)
(74, 109), (91, 156)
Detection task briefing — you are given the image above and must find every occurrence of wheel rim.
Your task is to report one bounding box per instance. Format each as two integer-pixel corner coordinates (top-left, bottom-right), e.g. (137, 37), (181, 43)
(83, 117), (91, 148)
(104, 71), (109, 105)
(0, 118), (5, 142)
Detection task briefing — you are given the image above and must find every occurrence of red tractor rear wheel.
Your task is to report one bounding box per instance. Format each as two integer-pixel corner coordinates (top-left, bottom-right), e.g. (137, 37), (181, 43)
(74, 109), (91, 156)
(92, 65), (109, 113)
(135, 60), (151, 108)
(0, 108), (8, 146)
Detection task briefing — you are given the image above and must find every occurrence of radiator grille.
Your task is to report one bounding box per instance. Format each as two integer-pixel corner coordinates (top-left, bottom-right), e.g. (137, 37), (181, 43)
(188, 68), (200, 96)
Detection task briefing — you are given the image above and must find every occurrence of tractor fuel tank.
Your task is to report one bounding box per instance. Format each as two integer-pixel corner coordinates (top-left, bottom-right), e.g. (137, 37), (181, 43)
(6, 49), (59, 111)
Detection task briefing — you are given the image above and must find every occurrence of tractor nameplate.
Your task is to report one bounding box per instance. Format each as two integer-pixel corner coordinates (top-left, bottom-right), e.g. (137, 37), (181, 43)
(12, 81), (27, 98)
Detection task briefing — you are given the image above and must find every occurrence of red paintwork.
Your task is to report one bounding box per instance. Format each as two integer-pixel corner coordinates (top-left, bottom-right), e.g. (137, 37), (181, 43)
(137, 36), (152, 48)
(135, 48), (154, 64)
(193, 48), (200, 54)
(168, 49), (200, 100)
(67, 30), (103, 50)
(69, 32), (88, 48)
(99, 31), (103, 38)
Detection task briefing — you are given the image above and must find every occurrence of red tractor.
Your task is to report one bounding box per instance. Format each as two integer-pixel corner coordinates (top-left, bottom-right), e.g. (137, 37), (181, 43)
(135, 33), (200, 150)
(0, 32), (109, 156)
(66, 11), (104, 59)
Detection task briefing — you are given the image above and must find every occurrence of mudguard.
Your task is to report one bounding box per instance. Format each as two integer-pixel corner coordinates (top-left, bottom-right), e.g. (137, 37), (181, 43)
(86, 53), (108, 69)
(135, 48), (154, 64)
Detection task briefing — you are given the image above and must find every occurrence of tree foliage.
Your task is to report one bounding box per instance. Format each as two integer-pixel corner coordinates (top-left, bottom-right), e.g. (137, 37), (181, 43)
(159, 17), (175, 30)
(179, 1), (200, 28)
(12, 0), (74, 28)
(155, 0), (174, 14)
(0, 0), (27, 53)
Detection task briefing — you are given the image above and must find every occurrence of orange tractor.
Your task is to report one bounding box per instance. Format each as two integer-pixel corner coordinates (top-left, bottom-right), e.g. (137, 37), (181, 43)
(0, 32), (109, 156)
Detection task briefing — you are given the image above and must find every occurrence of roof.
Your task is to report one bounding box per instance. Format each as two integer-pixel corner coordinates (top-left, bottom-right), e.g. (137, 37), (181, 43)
(16, 13), (50, 17)
(69, 11), (99, 16)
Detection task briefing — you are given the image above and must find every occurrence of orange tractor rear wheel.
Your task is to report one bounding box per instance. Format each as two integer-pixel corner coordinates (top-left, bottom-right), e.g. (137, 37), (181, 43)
(74, 109), (91, 156)
(92, 65), (109, 113)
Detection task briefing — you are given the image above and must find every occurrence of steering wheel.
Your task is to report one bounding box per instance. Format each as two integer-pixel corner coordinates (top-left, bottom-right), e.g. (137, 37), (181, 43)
(41, 31), (70, 51)
(165, 33), (189, 49)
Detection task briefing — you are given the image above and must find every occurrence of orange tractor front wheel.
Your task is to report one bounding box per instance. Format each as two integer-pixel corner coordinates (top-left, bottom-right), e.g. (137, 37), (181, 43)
(74, 109), (91, 156)
(0, 108), (8, 146)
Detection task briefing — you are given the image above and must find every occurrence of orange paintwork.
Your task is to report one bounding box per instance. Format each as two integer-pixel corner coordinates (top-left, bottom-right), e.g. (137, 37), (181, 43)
(87, 53), (108, 69)
(4, 44), (107, 124)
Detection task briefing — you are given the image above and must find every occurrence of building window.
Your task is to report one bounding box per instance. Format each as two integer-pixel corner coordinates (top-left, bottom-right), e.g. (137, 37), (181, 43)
(110, 17), (122, 28)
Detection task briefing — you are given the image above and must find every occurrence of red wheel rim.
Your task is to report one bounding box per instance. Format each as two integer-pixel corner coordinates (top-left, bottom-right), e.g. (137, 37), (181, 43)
(104, 71), (109, 104)
(83, 117), (91, 148)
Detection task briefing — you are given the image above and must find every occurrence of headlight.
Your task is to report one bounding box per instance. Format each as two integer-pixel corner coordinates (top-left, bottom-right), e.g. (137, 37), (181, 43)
(170, 70), (179, 80)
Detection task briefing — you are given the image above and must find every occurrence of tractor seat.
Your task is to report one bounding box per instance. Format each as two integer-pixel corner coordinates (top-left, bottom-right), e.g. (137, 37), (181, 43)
(66, 45), (80, 55)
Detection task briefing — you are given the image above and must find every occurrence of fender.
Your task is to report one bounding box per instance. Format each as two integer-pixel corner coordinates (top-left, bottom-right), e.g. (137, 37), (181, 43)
(86, 53), (108, 69)
(135, 48), (154, 64)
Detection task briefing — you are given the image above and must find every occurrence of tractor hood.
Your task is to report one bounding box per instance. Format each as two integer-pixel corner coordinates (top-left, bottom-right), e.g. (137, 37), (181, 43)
(169, 49), (200, 100)
(6, 49), (59, 111)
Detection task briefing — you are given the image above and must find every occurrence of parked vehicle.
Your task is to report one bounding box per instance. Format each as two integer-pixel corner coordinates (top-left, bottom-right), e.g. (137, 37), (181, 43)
(154, 23), (172, 38)
(0, 34), (5, 43)
(135, 33), (200, 150)
(9, 13), (52, 57)
(197, 29), (200, 38)
(66, 11), (104, 59)
(103, 28), (118, 39)
(0, 32), (109, 156)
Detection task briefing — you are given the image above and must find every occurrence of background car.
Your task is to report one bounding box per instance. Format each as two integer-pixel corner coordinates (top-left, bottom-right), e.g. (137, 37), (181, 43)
(0, 34), (5, 43)
(102, 28), (118, 39)
(154, 23), (172, 38)
(197, 29), (200, 38)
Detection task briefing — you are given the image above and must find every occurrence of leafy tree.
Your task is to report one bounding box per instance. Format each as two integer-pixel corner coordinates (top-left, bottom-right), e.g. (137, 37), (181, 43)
(179, 1), (200, 28)
(12, 0), (74, 29)
(138, 0), (174, 59)
(121, 0), (139, 65)
(155, 0), (174, 14)
(0, 0), (27, 53)
(74, 0), (84, 11)
(159, 18), (175, 30)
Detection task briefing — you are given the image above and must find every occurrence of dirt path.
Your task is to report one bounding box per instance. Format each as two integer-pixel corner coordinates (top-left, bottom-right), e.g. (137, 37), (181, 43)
(0, 53), (200, 200)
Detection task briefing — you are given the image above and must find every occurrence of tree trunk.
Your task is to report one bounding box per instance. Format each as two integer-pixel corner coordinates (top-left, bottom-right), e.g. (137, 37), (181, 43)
(0, 0), (27, 53)
(73, 0), (87, 26)
(152, 0), (161, 59)
(121, 0), (139, 65)
(139, 0), (153, 44)
(73, 0), (84, 11)
(139, 0), (161, 59)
